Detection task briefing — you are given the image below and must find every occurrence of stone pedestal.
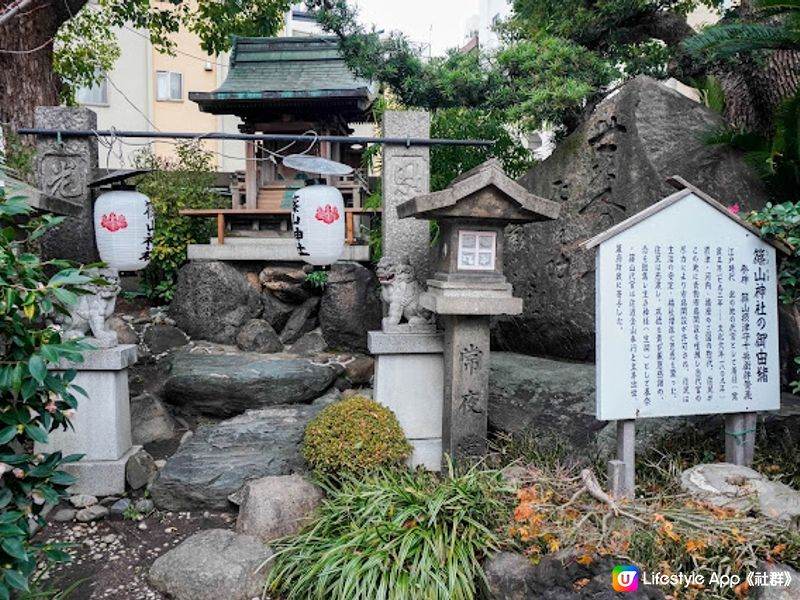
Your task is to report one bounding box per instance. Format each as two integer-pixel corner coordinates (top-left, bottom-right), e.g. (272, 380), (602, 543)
(37, 345), (139, 496)
(369, 331), (444, 470)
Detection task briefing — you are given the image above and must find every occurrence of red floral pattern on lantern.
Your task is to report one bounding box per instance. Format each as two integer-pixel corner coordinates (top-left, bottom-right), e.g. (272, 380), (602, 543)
(315, 204), (341, 225)
(100, 212), (128, 232)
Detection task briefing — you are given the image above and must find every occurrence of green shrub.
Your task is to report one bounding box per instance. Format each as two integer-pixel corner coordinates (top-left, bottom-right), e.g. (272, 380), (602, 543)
(0, 182), (92, 598)
(133, 142), (225, 303)
(302, 396), (411, 474)
(265, 464), (513, 600)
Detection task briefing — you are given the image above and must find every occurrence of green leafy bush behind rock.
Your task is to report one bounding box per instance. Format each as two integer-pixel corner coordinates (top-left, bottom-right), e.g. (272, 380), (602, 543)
(302, 396), (411, 474)
(133, 143), (225, 304)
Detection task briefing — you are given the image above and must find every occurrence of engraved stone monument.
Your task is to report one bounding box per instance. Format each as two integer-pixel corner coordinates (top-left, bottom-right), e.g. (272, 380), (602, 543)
(584, 177), (786, 497)
(39, 269), (140, 496)
(34, 106), (99, 264)
(398, 159), (560, 461)
(382, 111), (431, 281)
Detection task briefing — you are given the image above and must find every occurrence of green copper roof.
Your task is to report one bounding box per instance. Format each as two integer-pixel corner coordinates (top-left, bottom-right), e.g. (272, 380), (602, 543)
(190, 37), (376, 121)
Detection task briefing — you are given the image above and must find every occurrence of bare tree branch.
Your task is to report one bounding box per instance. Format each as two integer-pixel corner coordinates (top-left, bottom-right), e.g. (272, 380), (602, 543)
(0, 0), (37, 27)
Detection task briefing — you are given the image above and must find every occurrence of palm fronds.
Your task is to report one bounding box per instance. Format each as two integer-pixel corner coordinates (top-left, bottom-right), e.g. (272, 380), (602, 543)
(685, 23), (800, 59)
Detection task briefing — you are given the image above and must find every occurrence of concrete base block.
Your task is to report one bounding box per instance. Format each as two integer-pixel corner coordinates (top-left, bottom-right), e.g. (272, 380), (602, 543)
(62, 445), (141, 497)
(408, 439), (442, 471)
(369, 331), (444, 470)
(38, 345), (137, 462)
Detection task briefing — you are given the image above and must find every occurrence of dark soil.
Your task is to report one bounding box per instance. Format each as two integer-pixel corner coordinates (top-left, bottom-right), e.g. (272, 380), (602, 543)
(33, 508), (236, 600)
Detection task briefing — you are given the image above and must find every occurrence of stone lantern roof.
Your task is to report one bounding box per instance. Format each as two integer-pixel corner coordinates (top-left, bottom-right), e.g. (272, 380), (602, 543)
(397, 159), (560, 223)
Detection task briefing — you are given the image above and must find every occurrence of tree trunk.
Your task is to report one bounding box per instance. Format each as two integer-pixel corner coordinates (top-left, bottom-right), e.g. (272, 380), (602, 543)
(0, 0), (87, 128)
(716, 50), (800, 137)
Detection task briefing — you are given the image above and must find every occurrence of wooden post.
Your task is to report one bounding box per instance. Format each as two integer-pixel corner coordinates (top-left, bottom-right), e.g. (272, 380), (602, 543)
(726, 412), (756, 466)
(614, 419), (636, 498)
(217, 214), (225, 246)
(345, 211), (354, 245)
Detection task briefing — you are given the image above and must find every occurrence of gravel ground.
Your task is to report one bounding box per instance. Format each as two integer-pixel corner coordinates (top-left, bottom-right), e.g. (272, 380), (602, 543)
(33, 508), (236, 600)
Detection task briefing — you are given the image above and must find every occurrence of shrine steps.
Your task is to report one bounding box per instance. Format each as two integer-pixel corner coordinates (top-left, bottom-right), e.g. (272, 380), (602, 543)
(187, 238), (370, 262)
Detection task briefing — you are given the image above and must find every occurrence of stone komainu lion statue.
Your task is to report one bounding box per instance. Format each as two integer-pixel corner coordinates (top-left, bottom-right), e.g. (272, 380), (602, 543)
(54, 268), (121, 348)
(376, 257), (434, 331)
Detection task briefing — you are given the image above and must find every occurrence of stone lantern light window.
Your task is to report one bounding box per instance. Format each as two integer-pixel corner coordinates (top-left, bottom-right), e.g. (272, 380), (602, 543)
(458, 230), (496, 270)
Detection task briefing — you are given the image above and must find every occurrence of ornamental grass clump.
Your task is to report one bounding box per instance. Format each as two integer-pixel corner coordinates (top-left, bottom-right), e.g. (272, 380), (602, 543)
(302, 396), (411, 474)
(265, 463), (514, 600)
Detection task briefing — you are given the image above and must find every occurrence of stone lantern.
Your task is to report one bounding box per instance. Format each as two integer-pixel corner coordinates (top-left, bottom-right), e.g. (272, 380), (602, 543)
(398, 159), (560, 460)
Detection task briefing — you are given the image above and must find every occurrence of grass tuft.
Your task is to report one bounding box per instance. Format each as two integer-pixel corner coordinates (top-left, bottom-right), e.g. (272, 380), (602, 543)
(264, 461), (514, 600)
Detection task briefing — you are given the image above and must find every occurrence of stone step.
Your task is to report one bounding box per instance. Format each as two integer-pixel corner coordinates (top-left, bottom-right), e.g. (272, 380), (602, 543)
(188, 238), (370, 262)
(150, 405), (321, 511)
(163, 349), (339, 418)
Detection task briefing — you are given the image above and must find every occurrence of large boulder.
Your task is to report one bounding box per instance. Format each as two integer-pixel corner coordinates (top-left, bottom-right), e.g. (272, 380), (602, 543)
(489, 353), (800, 457)
(163, 348), (337, 417)
(495, 76), (771, 362)
(489, 353), (604, 452)
(150, 406), (320, 511)
(484, 552), (665, 599)
(148, 529), (272, 600)
(320, 262), (382, 353)
(235, 475), (324, 542)
(170, 261), (262, 344)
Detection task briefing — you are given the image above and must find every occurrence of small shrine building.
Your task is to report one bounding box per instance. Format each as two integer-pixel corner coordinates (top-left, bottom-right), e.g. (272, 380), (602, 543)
(185, 36), (377, 261)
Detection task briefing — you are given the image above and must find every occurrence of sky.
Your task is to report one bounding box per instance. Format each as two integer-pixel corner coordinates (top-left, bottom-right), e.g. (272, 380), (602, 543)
(350, 0), (480, 57)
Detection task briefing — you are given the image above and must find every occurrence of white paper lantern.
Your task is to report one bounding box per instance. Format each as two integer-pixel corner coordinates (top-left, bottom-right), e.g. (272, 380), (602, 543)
(94, 191), (154, 272)
(291, 184), (345, 266)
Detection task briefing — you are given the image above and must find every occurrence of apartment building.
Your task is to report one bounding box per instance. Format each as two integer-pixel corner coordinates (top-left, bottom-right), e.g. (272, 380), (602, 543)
(75, 2), (321, 170)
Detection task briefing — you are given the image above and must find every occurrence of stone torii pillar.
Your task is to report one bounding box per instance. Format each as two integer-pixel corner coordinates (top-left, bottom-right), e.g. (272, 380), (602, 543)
(397, 160), (560, 461)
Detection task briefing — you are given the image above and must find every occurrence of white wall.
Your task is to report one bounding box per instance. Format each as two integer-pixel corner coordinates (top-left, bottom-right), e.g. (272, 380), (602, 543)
(214, 51), (246, 173)
(79, 25), (152, 169)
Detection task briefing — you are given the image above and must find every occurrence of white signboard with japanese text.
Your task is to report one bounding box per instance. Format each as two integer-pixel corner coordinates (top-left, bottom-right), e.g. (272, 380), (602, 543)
(595, 193), (780, 420)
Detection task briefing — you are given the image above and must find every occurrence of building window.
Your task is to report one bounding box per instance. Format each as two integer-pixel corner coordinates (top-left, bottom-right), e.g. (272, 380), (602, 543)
(458, 230), (496, 271)
(156, 71), (182, 101)
(75, 77), (108, 106)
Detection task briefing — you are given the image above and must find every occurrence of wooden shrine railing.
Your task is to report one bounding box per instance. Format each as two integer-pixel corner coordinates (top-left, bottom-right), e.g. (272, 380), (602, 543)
(230, 173), (370, 211)
(179, 208), (381, 246)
